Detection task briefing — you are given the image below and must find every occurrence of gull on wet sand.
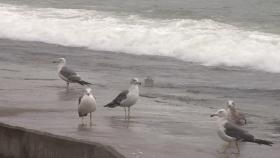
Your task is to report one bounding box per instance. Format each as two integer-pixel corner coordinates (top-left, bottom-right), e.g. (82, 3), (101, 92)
(53, 58), (92, 88)
(226, 100), (246, 126)
(211, 109), (273, 153)
(104, 78), (141, 120)
(78, 88), (97, 126)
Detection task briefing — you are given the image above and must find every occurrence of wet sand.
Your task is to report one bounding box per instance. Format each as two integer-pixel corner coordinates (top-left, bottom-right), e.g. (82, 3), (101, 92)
(0, 39), (279, 158)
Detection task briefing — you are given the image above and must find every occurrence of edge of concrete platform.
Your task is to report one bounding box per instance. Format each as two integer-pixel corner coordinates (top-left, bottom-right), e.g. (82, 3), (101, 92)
(0, 122), (126, 158)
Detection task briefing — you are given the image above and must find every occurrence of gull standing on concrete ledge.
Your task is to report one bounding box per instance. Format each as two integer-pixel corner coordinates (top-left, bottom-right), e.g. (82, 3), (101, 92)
(53, 58), (92, 88)
(104, 78), (141, 120)
(226, 100), (247, 126)
(211, 109), (273, 153)
(78, 88), (97, 126)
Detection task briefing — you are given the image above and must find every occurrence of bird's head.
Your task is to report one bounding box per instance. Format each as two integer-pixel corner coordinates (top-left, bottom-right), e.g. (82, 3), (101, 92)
(52, 58), (66, 64)
(84, 88), (92, 96)
(130, 78), (141, 85)
(227, 100), (236, 109)
(211, 109), (228, 118)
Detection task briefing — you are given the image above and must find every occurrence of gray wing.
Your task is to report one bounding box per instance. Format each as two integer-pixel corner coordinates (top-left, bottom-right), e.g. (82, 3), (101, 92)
(104, 90), (129, 108)
(224, 122), (254, 141)
(113, 90), (129, 105)
(60, 66), (81, 82)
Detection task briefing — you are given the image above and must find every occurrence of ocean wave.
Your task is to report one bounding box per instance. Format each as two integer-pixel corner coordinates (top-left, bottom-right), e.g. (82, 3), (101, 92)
(1, 4), (280, 73)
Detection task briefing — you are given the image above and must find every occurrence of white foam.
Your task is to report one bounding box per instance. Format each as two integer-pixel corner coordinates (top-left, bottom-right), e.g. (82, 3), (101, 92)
(1, 3), (280, 73)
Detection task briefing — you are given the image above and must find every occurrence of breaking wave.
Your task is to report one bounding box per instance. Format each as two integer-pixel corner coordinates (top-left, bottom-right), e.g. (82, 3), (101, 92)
(1, 3), (280, 72)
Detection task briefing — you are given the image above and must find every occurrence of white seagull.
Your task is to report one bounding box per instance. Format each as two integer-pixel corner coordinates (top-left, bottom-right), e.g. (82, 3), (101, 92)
(104, 78), (141, 119)
(226, 100), (247, 126)
(78, 88), (97, 126)
(211, 109), (273, 153)
(53, 58), (92, 88)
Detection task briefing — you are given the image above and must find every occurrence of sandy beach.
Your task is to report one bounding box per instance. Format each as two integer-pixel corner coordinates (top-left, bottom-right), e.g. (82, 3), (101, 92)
(0, 38), (279, 158)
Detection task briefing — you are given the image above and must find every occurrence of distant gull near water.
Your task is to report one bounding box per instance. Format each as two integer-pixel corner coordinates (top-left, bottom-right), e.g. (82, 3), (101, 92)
(78, 88), (97, 126)
(211, 109), (273, 153)
(104, 78), (141, 120)
(53, 58), (92, 88)
(226, 100), (246, 126)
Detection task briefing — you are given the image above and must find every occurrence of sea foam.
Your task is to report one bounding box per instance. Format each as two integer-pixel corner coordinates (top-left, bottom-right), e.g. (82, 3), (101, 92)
(1, 4), (280, 73)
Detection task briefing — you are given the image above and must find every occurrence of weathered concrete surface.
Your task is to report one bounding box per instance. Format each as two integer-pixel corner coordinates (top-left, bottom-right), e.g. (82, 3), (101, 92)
(0, 122), (125, 158)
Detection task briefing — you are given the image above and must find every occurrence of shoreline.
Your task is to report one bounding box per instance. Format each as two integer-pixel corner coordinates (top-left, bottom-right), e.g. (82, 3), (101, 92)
(0, 38), (279, 158)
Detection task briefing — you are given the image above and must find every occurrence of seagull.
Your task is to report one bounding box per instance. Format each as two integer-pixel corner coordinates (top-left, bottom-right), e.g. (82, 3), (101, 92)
(53, 58), (92, 88)
(78, 88), (97, 126)
(226, 100), (247, 126)
(211, 109), (273, 153)
(104, 78), (141, 120)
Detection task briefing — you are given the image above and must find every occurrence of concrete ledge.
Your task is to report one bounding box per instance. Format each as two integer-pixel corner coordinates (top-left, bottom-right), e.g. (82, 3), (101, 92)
(0, 122), (125, 158)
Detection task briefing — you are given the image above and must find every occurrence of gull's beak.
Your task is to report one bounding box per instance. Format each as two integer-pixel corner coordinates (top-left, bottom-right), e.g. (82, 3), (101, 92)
(210, 114), (217, 117)
(52, 60), (58, 63)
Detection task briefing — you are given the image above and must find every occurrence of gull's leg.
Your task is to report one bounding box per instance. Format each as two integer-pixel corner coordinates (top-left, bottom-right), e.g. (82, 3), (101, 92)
(90, 112), (92, 126)
(235, 141), (240, 154)
(128, 107), (131, 120)
(124, 107), (126, 119)
(223, 142), (231, 153)
(81, 117), (85, 125)
(66, 82), (69, 89)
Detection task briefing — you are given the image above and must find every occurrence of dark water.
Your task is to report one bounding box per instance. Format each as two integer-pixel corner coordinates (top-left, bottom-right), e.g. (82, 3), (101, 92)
(0, 0), (280, 73)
